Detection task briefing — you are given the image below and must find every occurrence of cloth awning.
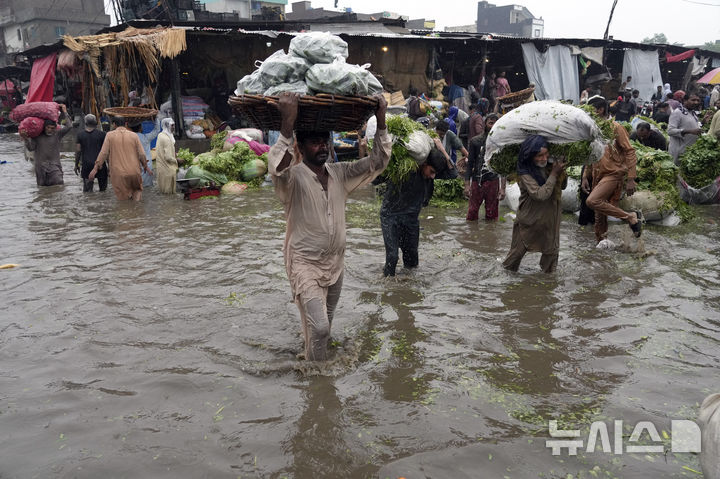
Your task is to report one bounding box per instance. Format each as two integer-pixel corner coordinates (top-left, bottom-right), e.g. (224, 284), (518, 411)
(665, 49), (695, 63)
(521, 43), (579, 104)
(622, 49), (663, 105)
(27, 53), (57, 103)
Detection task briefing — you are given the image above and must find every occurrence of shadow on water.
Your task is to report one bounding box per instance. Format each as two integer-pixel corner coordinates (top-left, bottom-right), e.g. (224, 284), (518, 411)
(1, 135), (719, 477)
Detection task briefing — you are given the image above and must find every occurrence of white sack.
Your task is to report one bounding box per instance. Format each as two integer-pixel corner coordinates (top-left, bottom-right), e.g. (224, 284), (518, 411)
(483, 100), (608, 164)
(405, 130), (434, 164)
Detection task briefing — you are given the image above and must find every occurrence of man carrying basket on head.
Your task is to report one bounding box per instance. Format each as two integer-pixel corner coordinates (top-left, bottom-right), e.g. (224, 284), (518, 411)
(269, 92), (391, 361)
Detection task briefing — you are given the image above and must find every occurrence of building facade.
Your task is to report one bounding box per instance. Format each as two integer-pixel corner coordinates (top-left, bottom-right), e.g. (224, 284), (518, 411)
(476, 1), (543, 38)
(0, 0), (110, 66)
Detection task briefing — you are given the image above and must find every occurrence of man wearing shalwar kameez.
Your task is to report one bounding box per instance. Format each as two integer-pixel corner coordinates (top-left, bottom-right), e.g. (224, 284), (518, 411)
(268, 92), (391, 361)
(89, 117), (152, 201)
(155, 118), (179, 194)
(668, 93), (703, 163)
(582, 96), (642, 242)
(502, 135), (567, 273)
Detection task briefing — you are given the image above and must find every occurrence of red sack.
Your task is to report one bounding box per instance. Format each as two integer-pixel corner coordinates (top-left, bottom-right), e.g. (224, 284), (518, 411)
(19, 116), (46, 138)
(10, 101), (59, 123)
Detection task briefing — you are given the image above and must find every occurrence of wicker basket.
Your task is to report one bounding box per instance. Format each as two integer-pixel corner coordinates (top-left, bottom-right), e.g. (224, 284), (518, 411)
(497, 87), (535, 107)
(228, 94), (379, 132)
(103, 106), (159, 119)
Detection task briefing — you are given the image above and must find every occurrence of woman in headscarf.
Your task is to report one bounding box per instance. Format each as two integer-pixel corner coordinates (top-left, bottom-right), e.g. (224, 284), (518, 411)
(502, 135), (567, 273)
(446, 106), (459, 134)
(663, 83), (672, 99)
(156, 118), (179, 194)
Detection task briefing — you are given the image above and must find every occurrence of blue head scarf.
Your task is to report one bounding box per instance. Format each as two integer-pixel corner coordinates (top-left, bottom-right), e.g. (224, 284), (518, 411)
(478, 98), (490, 116)
(516, 135), (549, 186)
(446, 106), (458, 134)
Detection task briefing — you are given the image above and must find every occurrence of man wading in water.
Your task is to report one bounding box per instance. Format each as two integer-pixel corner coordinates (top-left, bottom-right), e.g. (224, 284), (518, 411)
(268, 92), (390, 361)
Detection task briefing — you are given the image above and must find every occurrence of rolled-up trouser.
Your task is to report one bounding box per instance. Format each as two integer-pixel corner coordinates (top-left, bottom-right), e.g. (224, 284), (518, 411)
(296, 272), (343, 361)
(586, 175), (632, 242)
(466, 178), (500, 221)
(381, 213), (420, 276)
(502, 224), (558, 273)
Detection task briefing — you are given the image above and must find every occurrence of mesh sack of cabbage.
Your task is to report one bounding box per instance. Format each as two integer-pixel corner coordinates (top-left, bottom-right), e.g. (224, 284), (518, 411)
(484, 100), (611, 176)
(234, 51), (312, 95)
(305, 59), (383, 96)
(289, 31), (349, 64)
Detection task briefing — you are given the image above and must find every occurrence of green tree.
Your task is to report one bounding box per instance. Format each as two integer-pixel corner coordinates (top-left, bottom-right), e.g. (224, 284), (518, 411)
(702, 40), (720, 53)
(642, 33), (668, 44)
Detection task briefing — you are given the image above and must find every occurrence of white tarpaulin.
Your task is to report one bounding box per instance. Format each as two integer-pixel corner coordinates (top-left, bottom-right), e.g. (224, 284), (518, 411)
(521, 43), (580, 104)
(622, 49), (663, 105)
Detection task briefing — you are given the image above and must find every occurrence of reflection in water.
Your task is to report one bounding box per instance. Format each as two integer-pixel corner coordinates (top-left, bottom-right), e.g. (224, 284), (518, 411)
(1, 135), (718, 477)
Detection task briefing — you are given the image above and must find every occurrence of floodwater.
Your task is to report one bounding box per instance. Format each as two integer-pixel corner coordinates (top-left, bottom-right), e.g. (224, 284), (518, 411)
(1, 133), (719, 479)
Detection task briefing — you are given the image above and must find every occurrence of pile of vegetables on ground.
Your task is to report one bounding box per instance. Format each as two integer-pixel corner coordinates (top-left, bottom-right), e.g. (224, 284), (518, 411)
(183, 131), (269, 191)
(678, 134), (720, 188)
(486, 101), (613, 177)
(429, 178), (466, 208)
(631, 141), (694, 221)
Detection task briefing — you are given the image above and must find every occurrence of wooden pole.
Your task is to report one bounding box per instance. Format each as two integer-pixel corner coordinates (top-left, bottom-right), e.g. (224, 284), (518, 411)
(170, 57), (185, 139)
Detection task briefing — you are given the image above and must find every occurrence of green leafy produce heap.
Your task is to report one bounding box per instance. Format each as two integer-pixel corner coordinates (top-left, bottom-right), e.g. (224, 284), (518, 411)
(631, 140), (694, 221)
(678, 134), (720, 188)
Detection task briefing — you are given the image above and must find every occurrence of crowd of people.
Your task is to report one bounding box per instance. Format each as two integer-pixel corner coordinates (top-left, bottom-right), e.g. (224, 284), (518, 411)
(21, 106), (182, 201)
(17, 72), (720, 362)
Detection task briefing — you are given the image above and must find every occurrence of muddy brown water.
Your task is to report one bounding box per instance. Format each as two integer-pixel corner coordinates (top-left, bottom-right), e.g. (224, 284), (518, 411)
(1, 134), (719, 478)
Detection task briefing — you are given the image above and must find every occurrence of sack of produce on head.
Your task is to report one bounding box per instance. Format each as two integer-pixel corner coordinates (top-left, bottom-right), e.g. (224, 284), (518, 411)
(184, 165), (229, 186)
(257, 50), (312, 87)
(235, 70), (266, 95)
(678, 134), (720, 204)
(484, 100), (613, 176)
(404, 130), (434, 164)
(18, 116), (46, 138)
(10, 101), (60, 123)
(221, 181), (249, 195)
(264, 81), (309, 97)
(305, 60), (383, 96)
(289, 31), (348, 64)
(241, 158), (268, 181)
(379, 114), (438, 184)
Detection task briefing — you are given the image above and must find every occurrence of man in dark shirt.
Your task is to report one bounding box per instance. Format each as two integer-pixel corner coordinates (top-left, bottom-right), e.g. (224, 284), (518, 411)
(75, 114), (108, 192)
(652, 102), (671, 124)
(465, 113), (505, 220)
(376, 149), (453, 277)
(614, 92), (635, 122)
(629, 122), (667, 151)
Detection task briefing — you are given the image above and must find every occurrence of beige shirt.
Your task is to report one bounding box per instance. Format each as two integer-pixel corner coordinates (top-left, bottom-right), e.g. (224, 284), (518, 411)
(269, 129), (391, 298)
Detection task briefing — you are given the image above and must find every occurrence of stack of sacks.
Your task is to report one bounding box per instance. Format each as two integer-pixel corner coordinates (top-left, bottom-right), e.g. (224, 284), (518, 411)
(234, 32), (382, 97)
(158, 97), (210, 139)
(11, 102), (60, 138)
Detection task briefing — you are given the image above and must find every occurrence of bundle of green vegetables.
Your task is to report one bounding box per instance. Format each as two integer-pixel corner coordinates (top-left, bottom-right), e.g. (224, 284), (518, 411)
(487, 103), (614, 177)
(177, 148), (195, 165)
(383, 115), (438, 185)
(678, 134), (720, 188)
(191, 141), (268, 188)
(488, 141), (593, 178)
(210, 130), (228, 151)
(631, 140), (694, 221)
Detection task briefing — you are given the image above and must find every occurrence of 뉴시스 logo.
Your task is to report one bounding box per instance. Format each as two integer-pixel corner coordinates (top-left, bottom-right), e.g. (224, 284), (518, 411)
(545, 419), (702, 455)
